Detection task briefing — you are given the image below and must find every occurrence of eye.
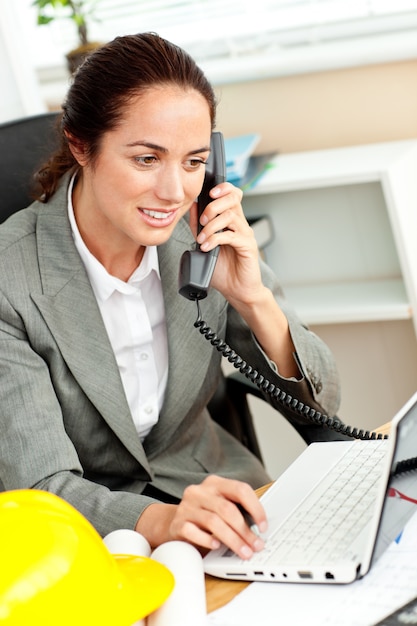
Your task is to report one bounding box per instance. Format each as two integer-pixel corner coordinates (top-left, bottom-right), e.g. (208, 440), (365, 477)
(185, 158), (206, 171)
(134, 155), (158, 167)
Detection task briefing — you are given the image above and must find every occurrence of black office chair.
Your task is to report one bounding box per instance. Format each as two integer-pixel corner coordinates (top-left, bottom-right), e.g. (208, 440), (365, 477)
(0, 112), (343, 466)
(0, 112), (60, 223)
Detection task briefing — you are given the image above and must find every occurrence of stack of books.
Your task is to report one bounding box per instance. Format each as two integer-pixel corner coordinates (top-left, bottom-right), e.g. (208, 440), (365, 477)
(224, 133), (277, 191)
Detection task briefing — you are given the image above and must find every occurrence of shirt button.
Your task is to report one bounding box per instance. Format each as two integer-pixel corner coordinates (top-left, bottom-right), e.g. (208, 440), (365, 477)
(144, 406), (153, 415)
(140, 352), (149, 361)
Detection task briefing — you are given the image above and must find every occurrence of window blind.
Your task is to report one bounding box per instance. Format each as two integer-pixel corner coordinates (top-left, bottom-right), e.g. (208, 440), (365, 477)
(25, 0), (417, 82)
(88, 0), (417, 60)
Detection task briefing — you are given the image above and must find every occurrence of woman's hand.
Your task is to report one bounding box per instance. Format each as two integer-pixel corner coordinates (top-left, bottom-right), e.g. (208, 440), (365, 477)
(135, 475), (267, 559)
(190, 183), (300, 378)
(191, 182), (264, 306)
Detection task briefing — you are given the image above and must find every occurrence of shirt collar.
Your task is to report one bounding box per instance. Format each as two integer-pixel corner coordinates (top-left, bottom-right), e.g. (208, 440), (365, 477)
(67, 174), (161, 302)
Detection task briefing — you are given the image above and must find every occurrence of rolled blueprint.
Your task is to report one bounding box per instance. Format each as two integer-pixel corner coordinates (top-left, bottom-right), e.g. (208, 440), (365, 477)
(147, 541), (208, 626)
(103, 528), (151, 557)
(103, 529), (152, 626)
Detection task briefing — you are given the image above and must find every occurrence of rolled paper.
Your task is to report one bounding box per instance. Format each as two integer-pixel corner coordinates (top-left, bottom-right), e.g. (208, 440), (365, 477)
(103, 530), (153, 626)
(103, 528), (151, 557)
(147, 541), (208, 626)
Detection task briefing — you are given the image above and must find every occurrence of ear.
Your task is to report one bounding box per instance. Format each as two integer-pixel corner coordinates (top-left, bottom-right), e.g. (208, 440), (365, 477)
(65, 131), (89, 166)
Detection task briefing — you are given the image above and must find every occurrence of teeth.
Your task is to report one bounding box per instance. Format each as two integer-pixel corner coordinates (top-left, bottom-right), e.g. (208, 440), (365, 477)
(143, 209), (170, 219)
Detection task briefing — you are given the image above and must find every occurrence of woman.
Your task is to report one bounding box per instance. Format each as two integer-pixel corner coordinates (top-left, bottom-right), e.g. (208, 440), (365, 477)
(0, 33), (341, 560)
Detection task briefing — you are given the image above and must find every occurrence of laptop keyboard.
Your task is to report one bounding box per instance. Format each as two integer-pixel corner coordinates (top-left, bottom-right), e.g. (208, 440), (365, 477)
(249, 440), (388, 566)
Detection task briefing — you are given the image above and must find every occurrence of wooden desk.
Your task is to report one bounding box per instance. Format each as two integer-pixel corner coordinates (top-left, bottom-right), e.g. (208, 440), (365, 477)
(205, 421), (392, 613)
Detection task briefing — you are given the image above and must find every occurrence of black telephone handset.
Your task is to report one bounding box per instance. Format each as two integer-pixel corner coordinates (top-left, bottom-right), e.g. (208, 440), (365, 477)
(178, 132), (226, 301)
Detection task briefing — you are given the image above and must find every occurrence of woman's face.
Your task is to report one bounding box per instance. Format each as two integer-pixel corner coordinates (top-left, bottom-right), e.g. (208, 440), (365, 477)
(71, 85), (212, 272)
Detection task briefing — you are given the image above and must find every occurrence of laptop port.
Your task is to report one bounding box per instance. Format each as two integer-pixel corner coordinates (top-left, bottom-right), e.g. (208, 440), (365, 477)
(298, 571), (313, 579)
(325, 571), (335, 580)
(253, 571), (264, 575)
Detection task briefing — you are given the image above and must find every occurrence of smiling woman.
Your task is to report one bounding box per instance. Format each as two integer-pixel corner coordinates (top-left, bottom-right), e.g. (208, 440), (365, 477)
(0, 32), (343, 562)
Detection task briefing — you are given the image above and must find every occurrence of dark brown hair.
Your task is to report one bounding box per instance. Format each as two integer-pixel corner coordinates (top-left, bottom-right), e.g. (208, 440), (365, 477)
(35, 32), (217, 202)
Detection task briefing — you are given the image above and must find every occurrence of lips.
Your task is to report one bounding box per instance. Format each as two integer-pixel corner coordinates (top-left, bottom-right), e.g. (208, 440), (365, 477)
(139, 207), (177, 228)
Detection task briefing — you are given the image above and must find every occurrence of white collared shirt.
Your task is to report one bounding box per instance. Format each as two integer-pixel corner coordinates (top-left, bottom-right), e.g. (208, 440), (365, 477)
(67, 177), (168, 440)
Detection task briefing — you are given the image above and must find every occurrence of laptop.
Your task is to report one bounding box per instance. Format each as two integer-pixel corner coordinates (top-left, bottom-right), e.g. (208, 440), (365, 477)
(204, 390), (417, 584)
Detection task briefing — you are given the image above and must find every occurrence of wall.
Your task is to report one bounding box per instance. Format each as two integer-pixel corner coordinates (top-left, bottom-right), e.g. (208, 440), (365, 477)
(214, 59), (417, 479)
(215, 59), (417, 154)
(0, 31), (25, 122)
(0, 1), (46, 123)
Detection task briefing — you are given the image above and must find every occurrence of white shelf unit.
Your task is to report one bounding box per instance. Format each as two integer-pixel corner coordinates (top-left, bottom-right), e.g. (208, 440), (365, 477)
(243, 140), (417, 331)
(241, 140), (417, 476)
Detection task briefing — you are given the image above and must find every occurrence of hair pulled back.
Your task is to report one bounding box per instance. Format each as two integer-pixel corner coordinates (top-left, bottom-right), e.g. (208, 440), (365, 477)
(35, 32), (217, 202)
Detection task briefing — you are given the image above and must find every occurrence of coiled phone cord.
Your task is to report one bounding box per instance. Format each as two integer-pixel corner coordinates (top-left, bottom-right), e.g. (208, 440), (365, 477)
(194, 301), (388, 442)
(394, 456), (417, 476)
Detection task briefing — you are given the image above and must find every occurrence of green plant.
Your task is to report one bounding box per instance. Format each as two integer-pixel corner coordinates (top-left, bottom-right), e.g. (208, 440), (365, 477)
(32, 0), (99, 47)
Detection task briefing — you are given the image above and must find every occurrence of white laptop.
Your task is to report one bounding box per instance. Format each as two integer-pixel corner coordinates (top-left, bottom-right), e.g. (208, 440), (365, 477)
(204, 390), (417, 584)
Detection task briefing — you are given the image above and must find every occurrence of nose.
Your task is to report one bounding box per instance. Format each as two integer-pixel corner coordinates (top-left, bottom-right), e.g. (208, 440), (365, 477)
(155, 164), (185, 205)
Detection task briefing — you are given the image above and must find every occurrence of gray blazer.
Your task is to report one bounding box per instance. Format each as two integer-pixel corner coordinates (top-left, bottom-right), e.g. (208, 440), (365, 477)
(0, 176), (340, 536)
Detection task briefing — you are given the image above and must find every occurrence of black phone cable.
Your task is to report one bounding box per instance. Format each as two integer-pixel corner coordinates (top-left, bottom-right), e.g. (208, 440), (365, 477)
(194, 300), (388, 441)
(393, 456), (417, 476)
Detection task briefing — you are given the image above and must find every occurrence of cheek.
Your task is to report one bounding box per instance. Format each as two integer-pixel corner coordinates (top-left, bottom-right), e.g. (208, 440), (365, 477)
(188, 171), (206, 201)
(100, 162), (150, 199)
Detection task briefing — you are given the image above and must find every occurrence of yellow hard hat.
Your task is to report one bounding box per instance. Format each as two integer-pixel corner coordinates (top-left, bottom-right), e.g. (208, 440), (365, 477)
(0, 489), (174, 625)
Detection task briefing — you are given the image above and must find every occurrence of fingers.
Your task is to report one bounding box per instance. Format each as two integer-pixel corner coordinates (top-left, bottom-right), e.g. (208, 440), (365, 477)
(198, 183), (244, 229)
(197, 203), (255, 256)
(209, 181), (243, 204)
(202, 182), (243, 224)
(171, 476), (268, 560)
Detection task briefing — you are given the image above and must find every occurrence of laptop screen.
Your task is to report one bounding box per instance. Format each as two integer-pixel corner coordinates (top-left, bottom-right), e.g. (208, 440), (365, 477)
(371, 395), (417, 565)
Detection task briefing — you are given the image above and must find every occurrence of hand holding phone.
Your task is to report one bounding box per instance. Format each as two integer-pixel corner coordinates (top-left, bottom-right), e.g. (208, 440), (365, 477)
(178, 132), (226, 300)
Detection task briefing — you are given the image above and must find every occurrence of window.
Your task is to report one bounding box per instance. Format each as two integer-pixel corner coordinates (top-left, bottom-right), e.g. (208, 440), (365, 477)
(19, 0), (417, 84)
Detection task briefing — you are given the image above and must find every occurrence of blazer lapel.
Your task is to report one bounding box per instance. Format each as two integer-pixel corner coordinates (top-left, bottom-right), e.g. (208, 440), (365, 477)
(144, 224), (220, 454)
(31, 188), (151, 474)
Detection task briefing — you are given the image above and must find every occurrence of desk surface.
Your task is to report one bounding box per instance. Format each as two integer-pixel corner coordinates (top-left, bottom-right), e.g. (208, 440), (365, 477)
(205, 420), (392, 613)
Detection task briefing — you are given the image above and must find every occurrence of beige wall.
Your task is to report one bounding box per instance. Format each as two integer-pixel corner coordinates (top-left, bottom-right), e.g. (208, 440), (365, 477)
(214, 59), (417, 154)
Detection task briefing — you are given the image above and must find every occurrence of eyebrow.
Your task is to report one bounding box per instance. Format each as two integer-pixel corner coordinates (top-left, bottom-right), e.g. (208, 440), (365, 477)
(125, 140), (211, 155)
